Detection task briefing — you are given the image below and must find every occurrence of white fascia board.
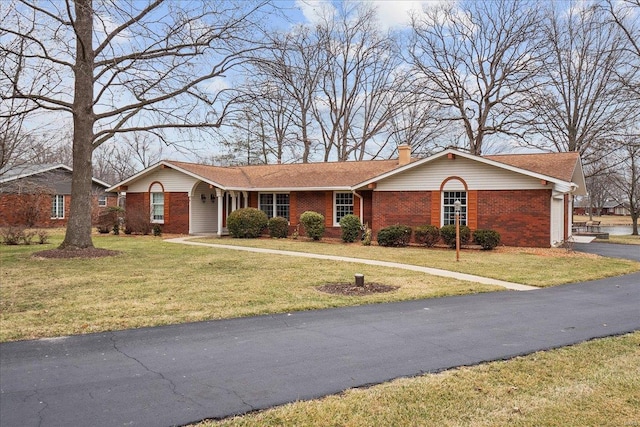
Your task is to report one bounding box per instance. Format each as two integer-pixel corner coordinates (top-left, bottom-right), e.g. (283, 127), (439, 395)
(570, 157), (588, 196)
(106, 161), (164, 191)
(106, 161), (229, 192)
(354, 148), (576, 192)
(159, 162), (228, 190)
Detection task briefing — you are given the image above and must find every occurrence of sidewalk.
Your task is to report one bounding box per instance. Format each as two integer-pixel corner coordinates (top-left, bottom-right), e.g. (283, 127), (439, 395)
(165, 237), (538, 291)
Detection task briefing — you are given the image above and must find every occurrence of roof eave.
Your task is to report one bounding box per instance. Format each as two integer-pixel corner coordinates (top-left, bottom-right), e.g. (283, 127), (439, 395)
(0, 164), (72, 184)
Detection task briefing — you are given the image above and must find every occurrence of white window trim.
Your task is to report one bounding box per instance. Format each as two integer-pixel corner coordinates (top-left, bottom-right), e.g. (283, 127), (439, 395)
(258, 192), (290, 221)
(150, 192), (164, 224)
(51, 195), (64, 219)
(441, 191), (467, 227)
(98, 195), (107, 207)
(333, 191), (354, 226)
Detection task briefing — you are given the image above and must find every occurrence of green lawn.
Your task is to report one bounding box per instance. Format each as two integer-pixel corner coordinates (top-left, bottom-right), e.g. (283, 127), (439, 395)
(207, 332), (640, 427)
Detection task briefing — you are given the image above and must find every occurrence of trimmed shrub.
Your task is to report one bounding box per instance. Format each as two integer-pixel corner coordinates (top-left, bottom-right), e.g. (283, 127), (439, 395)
(414, 225), (440, 247)
(268, 216), (289, 238)
(473, 229), (501, 250)
(153, 224), (162, 237)
(440, 224), (471, 248)
(300, 211), (325, 240)
(227, 207), (268, 238)
(377, 225), (412, 247)
(339, 214), (361, 243)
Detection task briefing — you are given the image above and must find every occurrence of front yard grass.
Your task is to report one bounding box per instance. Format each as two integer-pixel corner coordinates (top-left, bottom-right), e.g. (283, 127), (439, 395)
(0, 233), (499, 342)
(1, 232), (638, 342)
(208, 332), (640, 427)
(195, 237), (640, 287)
(600, 234), (640, 245)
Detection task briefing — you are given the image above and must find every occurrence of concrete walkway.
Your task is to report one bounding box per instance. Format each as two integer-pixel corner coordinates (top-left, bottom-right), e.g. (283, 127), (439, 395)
(165, 237), (538, 291)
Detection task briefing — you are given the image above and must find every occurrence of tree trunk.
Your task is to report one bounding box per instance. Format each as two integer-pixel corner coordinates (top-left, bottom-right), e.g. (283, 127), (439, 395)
(60, 0), (95, 250)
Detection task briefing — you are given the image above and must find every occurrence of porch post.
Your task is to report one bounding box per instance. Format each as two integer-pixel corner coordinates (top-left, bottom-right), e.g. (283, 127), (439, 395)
(242, 191), (248, 208)
(230, 191), (237, 212)
(216, 188), (224, 237)
(188, 195), (193, 234)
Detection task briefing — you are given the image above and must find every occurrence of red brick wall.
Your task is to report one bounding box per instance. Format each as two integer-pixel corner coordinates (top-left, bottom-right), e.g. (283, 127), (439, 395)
(371, 189), (553, 247)
(164, 192), (189, 234)
(372, 191), (432, 237)
(0, 193), (114, 228)
(292, 191), (342, 238)
(124, 192), (189, 234)
(358, 190), (373, 227)
(476, 190), (551, 247)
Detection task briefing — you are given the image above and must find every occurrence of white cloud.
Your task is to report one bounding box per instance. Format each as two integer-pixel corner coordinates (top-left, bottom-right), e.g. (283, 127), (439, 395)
(294, 0), (448, 30)
(294, 0), (337, 25)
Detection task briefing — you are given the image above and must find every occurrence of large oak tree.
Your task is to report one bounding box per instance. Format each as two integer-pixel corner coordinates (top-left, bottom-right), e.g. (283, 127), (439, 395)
(1, 0), (271, 249)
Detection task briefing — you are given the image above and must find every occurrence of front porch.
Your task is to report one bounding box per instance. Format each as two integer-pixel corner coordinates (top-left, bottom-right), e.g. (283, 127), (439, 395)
(189, 181), (249, 236)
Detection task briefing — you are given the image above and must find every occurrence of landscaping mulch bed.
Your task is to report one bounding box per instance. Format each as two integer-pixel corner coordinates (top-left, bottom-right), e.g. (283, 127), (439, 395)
(32, 248), (120, 259)
(316, 282), (399, 296)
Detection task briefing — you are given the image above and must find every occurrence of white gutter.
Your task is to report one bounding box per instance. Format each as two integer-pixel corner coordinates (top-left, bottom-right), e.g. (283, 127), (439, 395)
(352, 190), (364, 221)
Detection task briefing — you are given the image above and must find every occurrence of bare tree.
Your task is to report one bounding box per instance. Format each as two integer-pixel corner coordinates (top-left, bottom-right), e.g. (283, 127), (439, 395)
(528, 2), (637, 168)
(1, 0), (272, 249)
(0, 34), (36, 176)
(385, 80), (453, 158)
(93, 133), (162, 183)
(610, 135), (640, 235)
(233, 79), (299, 164)
(254, 26), (325, 163)
(313, 3), (404, 161)
(408, 0), (546, 155)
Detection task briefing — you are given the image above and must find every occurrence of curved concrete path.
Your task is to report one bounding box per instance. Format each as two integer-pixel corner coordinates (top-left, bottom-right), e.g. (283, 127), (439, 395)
(1, 244), (639, 427)
(165, 237), (538, 291)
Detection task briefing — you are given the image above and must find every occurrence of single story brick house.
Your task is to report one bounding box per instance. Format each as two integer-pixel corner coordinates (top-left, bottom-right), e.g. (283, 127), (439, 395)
(107, 147), (586, 247)
(0, 164), (117, 228)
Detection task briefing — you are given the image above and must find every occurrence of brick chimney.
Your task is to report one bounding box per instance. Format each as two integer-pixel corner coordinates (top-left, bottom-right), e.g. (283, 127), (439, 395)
(398, 144), (411, 165)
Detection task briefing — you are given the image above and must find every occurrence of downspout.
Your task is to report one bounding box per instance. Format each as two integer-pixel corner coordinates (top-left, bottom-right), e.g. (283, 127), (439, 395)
(352, 190), (363, 222)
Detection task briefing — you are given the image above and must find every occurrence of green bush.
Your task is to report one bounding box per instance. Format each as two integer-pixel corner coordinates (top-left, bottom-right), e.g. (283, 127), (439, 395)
(440, 224), (471, 248)
(153, 224), (162, 237)
(227, 207), (268, 238)
(377, 225), (412, 247)
(268, 216), (289, 238)
(300, 211), (325, 240)
(414, 225), (440, 247)
(473, 229), (501, 250)
(339, 214), (361, 243)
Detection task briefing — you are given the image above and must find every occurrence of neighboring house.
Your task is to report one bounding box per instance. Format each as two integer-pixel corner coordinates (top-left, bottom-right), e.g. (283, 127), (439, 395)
(107, 147), (587, 247)
(574, 197), (631, 216)
(0, 164), (117, 227)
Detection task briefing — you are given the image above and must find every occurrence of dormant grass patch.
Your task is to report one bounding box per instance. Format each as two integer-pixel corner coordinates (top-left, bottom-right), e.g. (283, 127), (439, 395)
(207, 333), (640, 427)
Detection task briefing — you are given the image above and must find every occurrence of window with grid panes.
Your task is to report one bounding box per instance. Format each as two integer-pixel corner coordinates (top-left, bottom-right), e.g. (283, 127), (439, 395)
(51, 195), (64, 219)
(151, 192), (164, 222)
(443, 191), (467, 226)
(334, 192), (354, 225)
(259, 193), (289, 220)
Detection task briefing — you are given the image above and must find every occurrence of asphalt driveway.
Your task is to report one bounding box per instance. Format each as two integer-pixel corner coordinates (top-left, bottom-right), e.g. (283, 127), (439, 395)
(574, 241), (640, 261)
(1, 245), (639, 427)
